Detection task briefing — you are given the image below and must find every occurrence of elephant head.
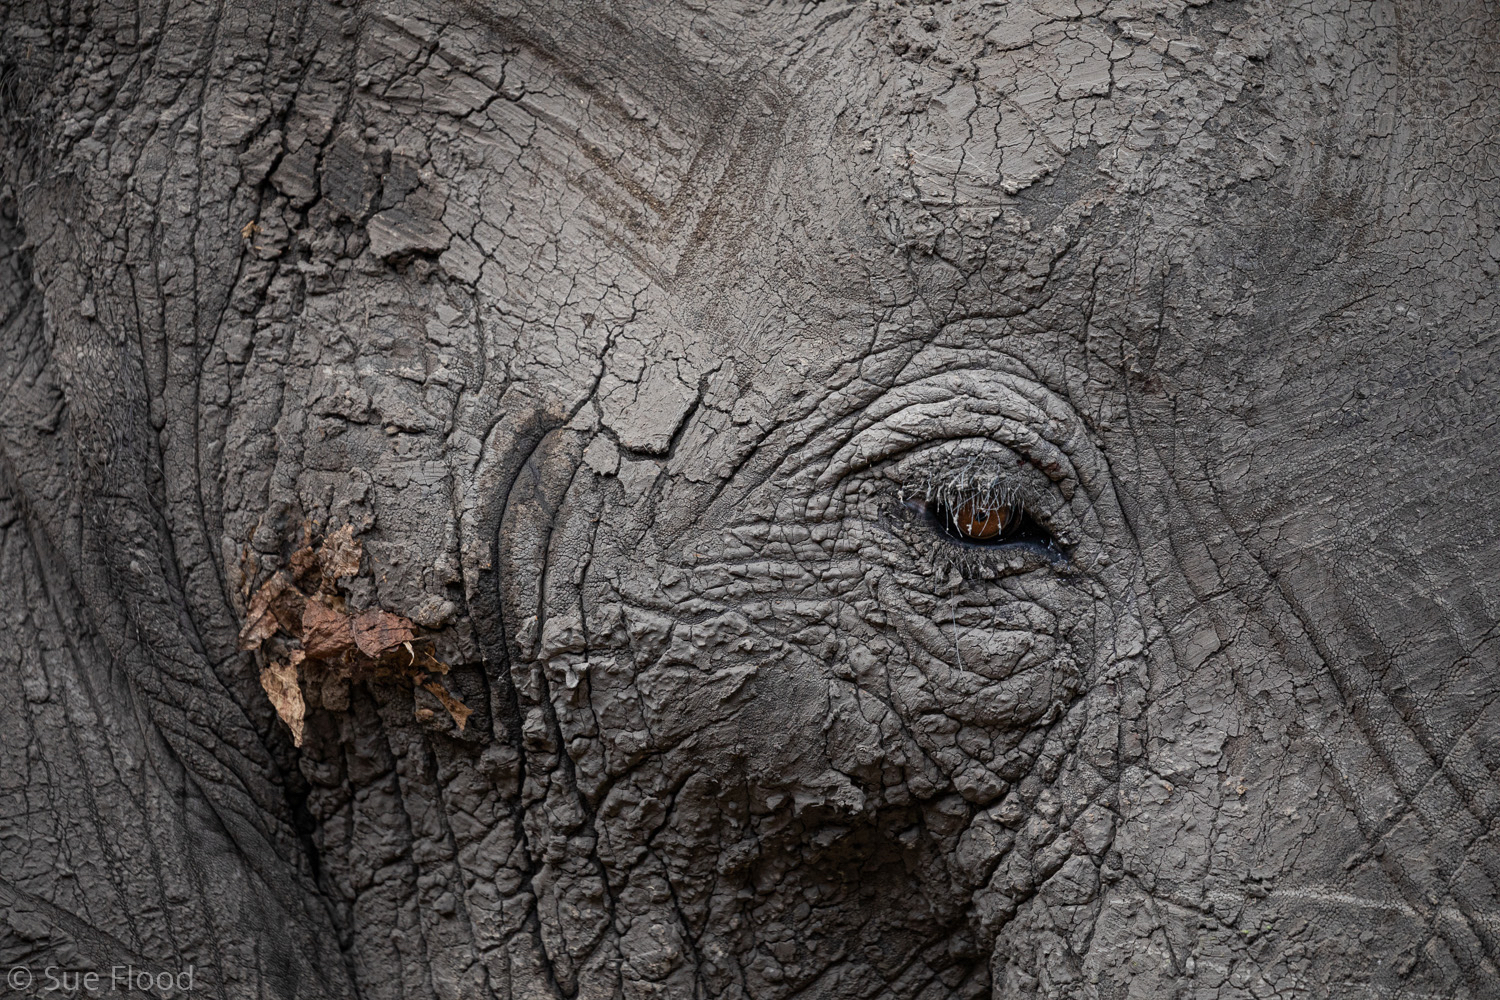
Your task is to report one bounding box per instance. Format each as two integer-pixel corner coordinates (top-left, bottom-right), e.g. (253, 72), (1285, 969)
(1, 0), (1496, 997)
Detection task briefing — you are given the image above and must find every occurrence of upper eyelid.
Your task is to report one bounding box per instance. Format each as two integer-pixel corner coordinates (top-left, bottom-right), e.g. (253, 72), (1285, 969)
(796, 373), (1106, 528)
(876, 367), (1074, 423)
(812, 418), (1080, 513)
(809, 366), (1094, 471)
(859, 350), (1067, 428)
(839, 377), (1063, 445)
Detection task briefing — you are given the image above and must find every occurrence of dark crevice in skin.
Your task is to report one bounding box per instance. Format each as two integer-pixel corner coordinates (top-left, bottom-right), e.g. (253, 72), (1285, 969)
(287, 783), (323, 885)
(491, 419), (589, 999)
(469, 415), (564, 995)
(513, 430), (625, 997)
(373, 711), (442, 1000)
(560, 475), (636, 988)
(639, 769), (713, 997)
(425, 743), (499, 999)
(331, 690), (417, 997)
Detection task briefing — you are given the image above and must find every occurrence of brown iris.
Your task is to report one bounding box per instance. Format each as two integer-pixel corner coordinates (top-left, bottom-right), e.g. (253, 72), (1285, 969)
(913, 490), (1061, 554)
(948, 501), (1016, 542)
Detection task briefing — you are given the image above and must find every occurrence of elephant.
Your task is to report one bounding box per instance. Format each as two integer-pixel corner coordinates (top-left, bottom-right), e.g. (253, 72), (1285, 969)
(1, 0), (1497, 997)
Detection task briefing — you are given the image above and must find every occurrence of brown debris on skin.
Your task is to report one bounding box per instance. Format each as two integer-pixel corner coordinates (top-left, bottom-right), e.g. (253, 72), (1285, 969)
(237, 570), (291, 651)
(237, 526), (470, 743)
(316, 524), (362, 584)
(301, 597), (355, 659)
(259, 654), (307, 747)
(419, 679), (473, 732)
(352, 609), (416, 658)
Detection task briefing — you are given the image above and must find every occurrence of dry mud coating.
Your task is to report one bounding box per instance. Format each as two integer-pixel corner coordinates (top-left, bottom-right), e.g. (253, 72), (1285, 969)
(1, 1), (1498, 998)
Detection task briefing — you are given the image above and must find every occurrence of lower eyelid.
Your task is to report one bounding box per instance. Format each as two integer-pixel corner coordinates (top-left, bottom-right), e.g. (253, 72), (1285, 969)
(817, 410), (1082, 498)
(993, 539), (1069, 563)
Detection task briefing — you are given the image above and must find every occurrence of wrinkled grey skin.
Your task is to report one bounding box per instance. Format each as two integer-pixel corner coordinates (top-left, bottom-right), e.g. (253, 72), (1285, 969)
(1, 0), (1497, 997)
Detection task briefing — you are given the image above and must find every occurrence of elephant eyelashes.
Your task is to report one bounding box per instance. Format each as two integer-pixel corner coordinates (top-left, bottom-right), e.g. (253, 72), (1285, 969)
(907, 493), (1059, 552)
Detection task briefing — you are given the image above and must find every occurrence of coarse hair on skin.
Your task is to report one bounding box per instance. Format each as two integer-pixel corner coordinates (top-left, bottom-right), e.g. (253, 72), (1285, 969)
(897, 451), (1027, 524)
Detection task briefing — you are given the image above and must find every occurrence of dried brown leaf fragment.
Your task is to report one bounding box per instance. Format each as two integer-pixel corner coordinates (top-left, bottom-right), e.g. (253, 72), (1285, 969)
(302, 597), (356, 658)
(288, 544), (321, 588)
(238, 570), (292, 651)
(352, 609), (416, 658)
(237, 524), (471, 741)
(315, 524), (362, 589)
(260, 652), (306, 746)
(419, 678), (472, 733)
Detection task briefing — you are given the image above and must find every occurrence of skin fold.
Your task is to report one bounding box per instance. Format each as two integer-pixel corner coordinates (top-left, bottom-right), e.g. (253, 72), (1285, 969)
(0, 0), (1496, 997)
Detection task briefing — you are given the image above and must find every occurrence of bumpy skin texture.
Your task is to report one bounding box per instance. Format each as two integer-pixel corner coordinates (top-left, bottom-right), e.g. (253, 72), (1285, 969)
(2, 1), (1498, 997)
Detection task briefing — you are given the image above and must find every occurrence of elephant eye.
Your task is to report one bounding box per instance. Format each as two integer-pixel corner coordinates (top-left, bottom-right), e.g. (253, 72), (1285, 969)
(907, 494), (1060, 552)
(944, 499), (1015, 542)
